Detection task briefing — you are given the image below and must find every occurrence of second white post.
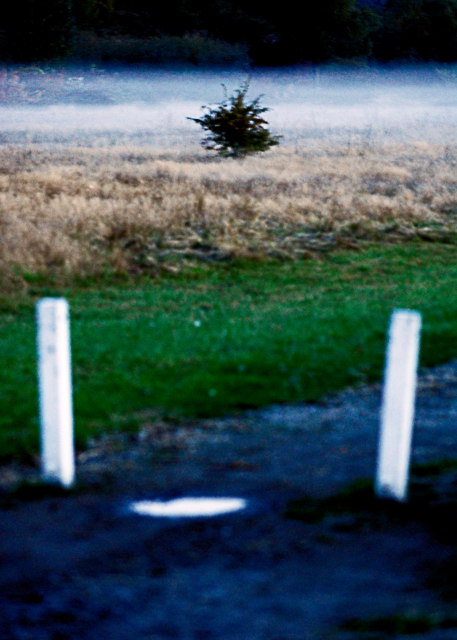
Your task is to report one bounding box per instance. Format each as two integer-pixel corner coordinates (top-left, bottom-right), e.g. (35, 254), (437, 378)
(37, 298), (75, 488)
(375, 309), (421, 502)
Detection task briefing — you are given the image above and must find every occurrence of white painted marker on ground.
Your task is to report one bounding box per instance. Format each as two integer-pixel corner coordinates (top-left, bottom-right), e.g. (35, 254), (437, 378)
(129, 497), (247, 518)
(375, 309), (421, 502)
(37, 298), (75, 488)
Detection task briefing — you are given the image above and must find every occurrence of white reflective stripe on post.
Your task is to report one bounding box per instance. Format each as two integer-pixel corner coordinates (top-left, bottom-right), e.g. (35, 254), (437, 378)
(37, 298), (75, 488)
(375, 309), (421, 502)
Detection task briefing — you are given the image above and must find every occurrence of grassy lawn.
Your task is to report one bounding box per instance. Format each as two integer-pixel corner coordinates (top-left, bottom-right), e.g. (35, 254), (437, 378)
(1, 242), (456, 460)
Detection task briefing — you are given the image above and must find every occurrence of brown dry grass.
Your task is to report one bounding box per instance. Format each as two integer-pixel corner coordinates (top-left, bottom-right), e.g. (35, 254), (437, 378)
(1, 141), (456, 291)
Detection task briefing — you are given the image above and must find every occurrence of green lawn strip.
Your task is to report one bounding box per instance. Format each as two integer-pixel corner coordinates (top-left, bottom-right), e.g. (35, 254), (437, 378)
(0, 243), (456, 460)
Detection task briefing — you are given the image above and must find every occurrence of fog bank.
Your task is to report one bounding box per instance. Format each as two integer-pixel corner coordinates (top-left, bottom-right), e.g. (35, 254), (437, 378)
(1, 65), (456, 147)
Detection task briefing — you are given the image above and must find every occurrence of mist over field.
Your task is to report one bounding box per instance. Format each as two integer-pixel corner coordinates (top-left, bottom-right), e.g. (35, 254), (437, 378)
(1, 64), (456, 147)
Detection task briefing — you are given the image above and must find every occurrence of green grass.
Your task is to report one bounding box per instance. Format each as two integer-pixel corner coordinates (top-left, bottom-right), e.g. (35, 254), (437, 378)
(1, 243), (456, 460)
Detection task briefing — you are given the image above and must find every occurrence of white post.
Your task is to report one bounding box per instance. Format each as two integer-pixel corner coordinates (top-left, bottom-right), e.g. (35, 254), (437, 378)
(375, 309), (421, 502)
(37, 298), (75, 488)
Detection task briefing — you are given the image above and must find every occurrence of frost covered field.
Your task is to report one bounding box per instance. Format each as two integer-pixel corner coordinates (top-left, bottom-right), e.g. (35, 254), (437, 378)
(1, 65), (456, 289)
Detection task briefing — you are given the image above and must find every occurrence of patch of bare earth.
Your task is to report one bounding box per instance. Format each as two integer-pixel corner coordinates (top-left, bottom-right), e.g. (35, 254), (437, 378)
(1, 359), (457, 639)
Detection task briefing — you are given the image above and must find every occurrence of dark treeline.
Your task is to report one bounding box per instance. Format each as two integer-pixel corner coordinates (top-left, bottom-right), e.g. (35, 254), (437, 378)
(1, 0), (457, 65)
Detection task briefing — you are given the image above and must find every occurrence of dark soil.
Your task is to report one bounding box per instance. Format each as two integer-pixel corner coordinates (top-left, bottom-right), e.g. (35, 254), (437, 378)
(1, 360), (457, 640)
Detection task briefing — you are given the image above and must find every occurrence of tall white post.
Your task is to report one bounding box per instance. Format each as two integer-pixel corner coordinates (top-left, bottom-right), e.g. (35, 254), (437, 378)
(37, 298), (75, 488)
(375, 309), (421, 502)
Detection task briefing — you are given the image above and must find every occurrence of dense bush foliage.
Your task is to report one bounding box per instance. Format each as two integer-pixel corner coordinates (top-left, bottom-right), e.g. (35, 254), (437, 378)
(0, 0), (456, 63)
(188, 83), (281, 157)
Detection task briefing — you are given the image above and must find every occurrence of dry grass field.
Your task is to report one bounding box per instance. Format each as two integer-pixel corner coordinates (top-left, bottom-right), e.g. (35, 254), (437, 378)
(1, 139), (456, 291)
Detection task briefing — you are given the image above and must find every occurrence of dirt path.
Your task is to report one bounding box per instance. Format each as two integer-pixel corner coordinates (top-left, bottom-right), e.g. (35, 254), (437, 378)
(1, 360), (457, 640)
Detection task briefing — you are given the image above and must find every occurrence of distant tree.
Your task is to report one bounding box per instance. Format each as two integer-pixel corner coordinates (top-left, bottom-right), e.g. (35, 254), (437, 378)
(376, 0), (457, 60)
(73, 0), (114, 30)
(3, 0), (73, 60)
(3, 0), (456, 65)
(188, 82), (281, 158)
(248, 0), (377, 63)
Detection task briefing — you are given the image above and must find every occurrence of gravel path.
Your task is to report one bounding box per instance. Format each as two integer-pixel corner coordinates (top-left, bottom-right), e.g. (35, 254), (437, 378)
(1, 360), (457, 640)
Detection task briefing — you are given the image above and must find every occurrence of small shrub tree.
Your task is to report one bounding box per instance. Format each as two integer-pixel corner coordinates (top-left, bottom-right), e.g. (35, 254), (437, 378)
(188, 81), (281, 158)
